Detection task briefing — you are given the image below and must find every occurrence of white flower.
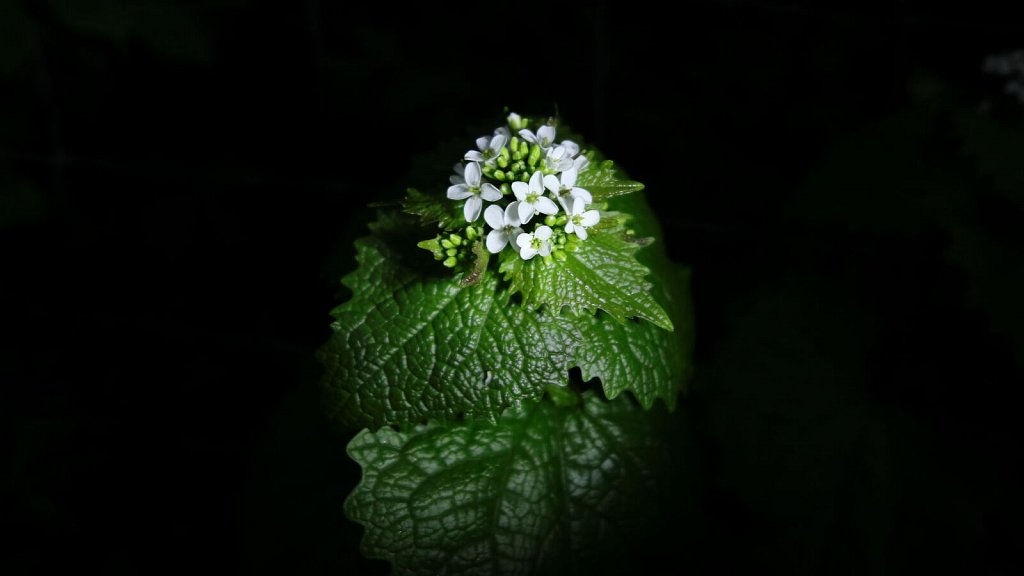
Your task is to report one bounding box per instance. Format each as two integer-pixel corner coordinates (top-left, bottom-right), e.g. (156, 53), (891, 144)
(483, 202), (524, 254)
(447, 161), (501, 222)
(543, 167), (593, 212)
(560, 140), (580, 158)
(465, 133), (507, 164)
(543, 145), (574, 173)
(507, 112), (524, 131)
(564, 197), (600, 240)
(516, 225), (553, 260)
(573, 154), (590, 172)
(518, 125), (557, 149)
(511, 171), (559, 224)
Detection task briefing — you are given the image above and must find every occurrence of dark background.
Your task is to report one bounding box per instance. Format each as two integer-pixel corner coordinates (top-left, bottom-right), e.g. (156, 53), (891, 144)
(3, 1), (1023, 574)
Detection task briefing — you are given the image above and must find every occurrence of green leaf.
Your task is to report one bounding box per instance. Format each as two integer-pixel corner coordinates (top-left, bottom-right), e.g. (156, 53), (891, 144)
(345, 392), (673, 576)
(585, 192), (695, 405)
(319, 236), (580, 429)
(402, 188), (462, 230)
(574, 267), (692, 410)
(321, 189), (692, 427)
(576, 159), (645, 201)
(498, 217), (674, 331)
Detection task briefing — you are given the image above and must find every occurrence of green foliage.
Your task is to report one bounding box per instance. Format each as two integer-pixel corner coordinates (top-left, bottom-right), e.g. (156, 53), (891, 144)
(497, 215), (673, 331)
(319, 236), (580, 429)
(576, 159), (645, 201)
(345, 391), (674, 576)
(322, 132), (695, 572)
(319, 206), (692, 428)
(402, 188), (462, 230)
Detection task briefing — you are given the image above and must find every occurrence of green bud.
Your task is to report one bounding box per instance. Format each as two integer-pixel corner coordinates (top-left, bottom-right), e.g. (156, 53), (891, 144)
(441, 239), (455, 249)
(511, 161), (525, 173)
(554, 249), (568, 262)
(496, 155), (509, 169)
(500, 183), (512, 195)
(500, 146), (511, 160)
(446, 248), (458, 257)
(542, 255), (554, 266)
(449, 233), (462, 246)
(519, 140), (530, 157)
(528, 143), (541, 165)
(465, 226), (478, 240)
(493, 169), (506, 181)
(544, 215), (557, 227)
(519, 171), (530, 182)
(443, 256), (458, 268)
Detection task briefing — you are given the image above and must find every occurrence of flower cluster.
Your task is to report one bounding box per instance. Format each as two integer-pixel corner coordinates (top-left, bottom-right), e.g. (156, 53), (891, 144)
(444, 113), (601, 264)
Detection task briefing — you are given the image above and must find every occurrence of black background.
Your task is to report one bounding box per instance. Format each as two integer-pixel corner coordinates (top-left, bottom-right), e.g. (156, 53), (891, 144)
(3, 1), (1023, 574)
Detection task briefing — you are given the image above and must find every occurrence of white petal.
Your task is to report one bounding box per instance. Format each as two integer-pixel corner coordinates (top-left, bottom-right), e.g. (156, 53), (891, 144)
(447, 184), (472, 200)
(464, 195), (482, 222)
(520, 246), (538, 260)
(538, 125), (556, 147)
(543, 174), (560, 194)
(484, 204), (505, 229)
(528, 171), (544, 194)
(464, 162), (482, 187)
(561, 167), (577, 189)
(571, 197), (584, 216)
(511, 181), (529, 201)
(580, 209), (601, 227)
(489, 134), (507, 151)
(493, 126), (510, 141)
(476, 136), (490, 151)
(486, 230), (508, 254)
(504, 202), (522, 226)
(561, 140), (580, 157)
(556, 194), (571, 214)
(573, 155), (590, 171)
(538, 242), (551, 257)
(480, 183), (502, 201)
(509, 227), (524, 250)
(464, 150), (484, 162)
(508, 112), (521, 124)
(517, 233), (533, 249)
(518, 129), (537, 143)
(564, 221), (575, 234)
(552, 157), (573, 172)
(570, 187), (593, 205)
(453, 163), (465, 176)
(535, 196), (559, 215)
(450, 175), (464, 185)
(547, 146), (566, 161)
(518, 201), (535, 224)
(534, 225), (553, 241)
(575, 227), (589, 241)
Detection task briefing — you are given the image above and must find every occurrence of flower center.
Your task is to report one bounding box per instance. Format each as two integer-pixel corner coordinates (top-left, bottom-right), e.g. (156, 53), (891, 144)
(526, 192), (539, 203)
(573, 215), (583, 226)
(531, 237), (542, 249)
